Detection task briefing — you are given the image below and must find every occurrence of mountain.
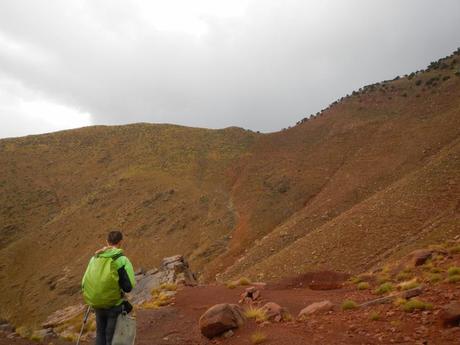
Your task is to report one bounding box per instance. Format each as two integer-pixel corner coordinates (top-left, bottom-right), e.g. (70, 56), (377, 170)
(0, 49), (459, 327)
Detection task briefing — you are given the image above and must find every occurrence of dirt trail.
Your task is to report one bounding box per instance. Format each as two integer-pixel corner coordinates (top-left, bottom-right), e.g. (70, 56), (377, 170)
(135, 281), (460, 345)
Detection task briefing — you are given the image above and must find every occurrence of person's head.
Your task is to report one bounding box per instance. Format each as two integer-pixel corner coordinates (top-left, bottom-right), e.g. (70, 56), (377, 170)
(107, 230), (123, 247)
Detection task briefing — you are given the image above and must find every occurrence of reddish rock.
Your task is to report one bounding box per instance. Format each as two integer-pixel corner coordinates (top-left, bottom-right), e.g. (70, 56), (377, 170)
(440, 302), (460, 327)
(409, 250), (433, 267)
(239, 286), (261, 304)
(298, 300), (334, 319)
(199, 304), (246, 338)
(261, 302), (287, 322)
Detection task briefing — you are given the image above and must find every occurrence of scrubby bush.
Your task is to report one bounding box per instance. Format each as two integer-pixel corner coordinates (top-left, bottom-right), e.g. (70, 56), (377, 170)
(250, 331), (267, 344)
(357, 282), (370, 290)
(375, 282), (394, 295)
(341, 300), (358, 311)
(226, 282), (237, 289)
(370, 312), (380, 321)
(401, 299), (432, 312)
(428, 273), (442, 283)
(447, 267), (460, 276)
(448, 245), (460, 254)
(396, 271), (412, 281)
(393, 297), (407, 307)
(415, 79), (422, 86)
(244, 307), (267, 322)
(238, 277), (251, 286)
(447, 275), (460, 284)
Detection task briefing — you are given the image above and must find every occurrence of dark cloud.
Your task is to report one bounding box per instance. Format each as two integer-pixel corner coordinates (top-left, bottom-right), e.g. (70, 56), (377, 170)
(0, 0), (459, 137)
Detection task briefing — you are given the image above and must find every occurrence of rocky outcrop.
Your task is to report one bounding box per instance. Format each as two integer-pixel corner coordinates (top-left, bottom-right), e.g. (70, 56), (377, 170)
(131, 255), (197, 305)
(199, 304), (246, 339)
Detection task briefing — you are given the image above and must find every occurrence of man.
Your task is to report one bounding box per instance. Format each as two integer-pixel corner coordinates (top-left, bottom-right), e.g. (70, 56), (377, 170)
(82, 230), (136, 345)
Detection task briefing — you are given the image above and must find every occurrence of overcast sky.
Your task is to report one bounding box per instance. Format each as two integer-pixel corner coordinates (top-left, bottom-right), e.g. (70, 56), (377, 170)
(0, 0), (459, 138)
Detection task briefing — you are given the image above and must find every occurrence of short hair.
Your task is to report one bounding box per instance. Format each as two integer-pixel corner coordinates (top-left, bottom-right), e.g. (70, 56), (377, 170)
(107, 230), (123, 245)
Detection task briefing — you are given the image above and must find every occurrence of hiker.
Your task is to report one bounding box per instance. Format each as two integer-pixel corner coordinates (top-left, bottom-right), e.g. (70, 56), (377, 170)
(82, 230), (136, 345)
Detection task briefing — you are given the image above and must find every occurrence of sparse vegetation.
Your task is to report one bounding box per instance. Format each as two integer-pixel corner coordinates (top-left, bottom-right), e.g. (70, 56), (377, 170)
(341, 300), (358, 311)
(401, 299), (432, 312)
(447, 275), (460, 284)
(250, 331), (267, 344)
(370, 312), (380, 321)
(357, 282), (370, 290)
(226, 277), (252, 288)
(244, 307), (267, 322)
(375, 282), (394, 295)
(160, 282), (177, 291)
(398, 279), (419, 291)
(428, 273), (442, 283)
(238, 277), (252, 286)
(226, 282), (237, 289)
(447, 267), (460, 276)
(448, 246), (460, 254)
(393, 297), (407, 307)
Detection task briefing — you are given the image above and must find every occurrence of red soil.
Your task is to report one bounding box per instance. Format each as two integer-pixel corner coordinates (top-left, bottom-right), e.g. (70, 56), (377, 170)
(135, 281), (460, 345)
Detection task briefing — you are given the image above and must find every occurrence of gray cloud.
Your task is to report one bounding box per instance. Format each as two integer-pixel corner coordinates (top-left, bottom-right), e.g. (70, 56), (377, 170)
(0, 0), (460, 137)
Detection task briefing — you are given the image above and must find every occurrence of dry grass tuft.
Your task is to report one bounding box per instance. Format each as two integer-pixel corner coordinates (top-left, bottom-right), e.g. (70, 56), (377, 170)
(250, 331), (267, 344)
(341, 300), (358, 311)
(244, 306), (267, 322)
(357, 282), (370, 290)
(401, 299), (432, 312)
(375, 282), (394, 295)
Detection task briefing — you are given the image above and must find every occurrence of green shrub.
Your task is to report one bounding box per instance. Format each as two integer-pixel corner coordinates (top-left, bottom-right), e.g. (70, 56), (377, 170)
(357, 282), (370, 290)
(396, 271), (412, 281)
(447, 275), (460, 284)
(447, 267), (460, 276)
(250, 331), (267, 344)
(401, 299), (432, 312)
(370, 312), (380, 321)
(428, 273), (442, 283)
(448, 246), (460, 254)
(341, 300), (358, 311)
(375, 282), (394, 295)
(349, 276), (362, 284)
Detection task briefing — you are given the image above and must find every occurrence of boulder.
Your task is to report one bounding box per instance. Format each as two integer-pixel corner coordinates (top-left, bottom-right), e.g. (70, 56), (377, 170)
(298, 300), (334, 319)
(440, 302), (460, 327)
(409, 250), (433, 267)
(239, 286), (261, 304)
(261, 302), (287, 322)
(199, 304), (246, 338)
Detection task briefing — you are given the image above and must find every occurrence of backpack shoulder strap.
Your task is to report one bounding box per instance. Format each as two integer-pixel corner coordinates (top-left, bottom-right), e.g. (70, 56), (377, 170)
(111, 252), (125, 261)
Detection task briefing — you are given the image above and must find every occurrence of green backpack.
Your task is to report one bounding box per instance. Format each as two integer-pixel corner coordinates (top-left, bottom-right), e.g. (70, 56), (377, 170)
(82, 253), (124, 309)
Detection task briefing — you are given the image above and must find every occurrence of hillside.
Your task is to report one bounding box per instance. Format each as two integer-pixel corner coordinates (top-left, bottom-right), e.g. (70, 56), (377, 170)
(0, 49), (459, 327)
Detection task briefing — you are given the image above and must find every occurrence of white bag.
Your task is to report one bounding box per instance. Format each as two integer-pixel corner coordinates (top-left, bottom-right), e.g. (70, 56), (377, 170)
(112, 312), (136, 345)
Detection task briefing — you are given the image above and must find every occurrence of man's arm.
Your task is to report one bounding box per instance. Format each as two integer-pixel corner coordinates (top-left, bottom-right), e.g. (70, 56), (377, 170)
(117, 257), (136, 293)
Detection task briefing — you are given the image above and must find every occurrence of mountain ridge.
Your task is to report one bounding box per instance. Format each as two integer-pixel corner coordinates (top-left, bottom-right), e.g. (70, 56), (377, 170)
(0, 48), (459, 327)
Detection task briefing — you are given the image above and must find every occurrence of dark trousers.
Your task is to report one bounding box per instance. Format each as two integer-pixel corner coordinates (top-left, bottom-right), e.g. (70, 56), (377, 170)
(95, 305), (122, 345)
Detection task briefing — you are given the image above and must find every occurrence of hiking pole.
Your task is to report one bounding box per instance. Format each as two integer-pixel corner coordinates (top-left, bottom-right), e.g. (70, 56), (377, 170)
(76, 305), (91, 345)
